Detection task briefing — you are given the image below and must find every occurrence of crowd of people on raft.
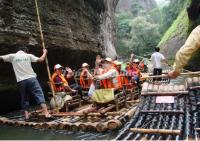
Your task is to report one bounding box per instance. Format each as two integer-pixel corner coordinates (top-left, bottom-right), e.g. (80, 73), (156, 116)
(0, 24), (199, 120)
(51, 55), (146, 102)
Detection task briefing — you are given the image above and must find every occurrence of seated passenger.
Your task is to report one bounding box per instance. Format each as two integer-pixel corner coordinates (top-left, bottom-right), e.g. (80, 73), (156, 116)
(125, 62), (132, 77)
(51, 64), (76, 93)
(80, 63), (93, 89)
(131, 59), (142, 88)
(113, 60), (122, 74)
(64, 67), (83, 98)
(94, 62), (104, 75)
(114, 61), (130, 87)
(95, 55), (102, 68)
(95, 57), (121, 89)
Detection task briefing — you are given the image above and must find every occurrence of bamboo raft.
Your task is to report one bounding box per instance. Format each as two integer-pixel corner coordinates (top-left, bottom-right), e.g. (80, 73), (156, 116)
(115, 76), (200, 140)
(0, 84), (140, 132)
(0, 103), (138, 132)
(1, 73), (200, 137)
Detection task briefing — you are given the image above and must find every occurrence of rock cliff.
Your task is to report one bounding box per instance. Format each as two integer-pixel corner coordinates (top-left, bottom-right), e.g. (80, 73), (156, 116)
(0, 0), (118, 113)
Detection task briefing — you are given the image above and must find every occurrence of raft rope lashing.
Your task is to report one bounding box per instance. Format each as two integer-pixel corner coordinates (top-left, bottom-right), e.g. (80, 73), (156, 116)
(34, 0), (59, 112)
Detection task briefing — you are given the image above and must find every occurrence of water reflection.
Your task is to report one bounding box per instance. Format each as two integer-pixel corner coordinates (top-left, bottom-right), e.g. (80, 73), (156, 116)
(0, 125), (117, 140)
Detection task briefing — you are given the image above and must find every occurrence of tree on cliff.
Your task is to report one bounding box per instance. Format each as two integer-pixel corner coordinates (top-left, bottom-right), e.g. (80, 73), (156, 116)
(129, 16), (161, 55)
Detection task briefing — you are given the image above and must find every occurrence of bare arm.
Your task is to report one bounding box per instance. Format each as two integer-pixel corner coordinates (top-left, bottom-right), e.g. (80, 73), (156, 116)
(37, 49), (47, 62)
(168, 26), (200, 78)
(96, 69), (117, 80)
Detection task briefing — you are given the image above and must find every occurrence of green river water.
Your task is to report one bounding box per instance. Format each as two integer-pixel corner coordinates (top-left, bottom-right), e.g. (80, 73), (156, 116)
(0, 124), (117, 140)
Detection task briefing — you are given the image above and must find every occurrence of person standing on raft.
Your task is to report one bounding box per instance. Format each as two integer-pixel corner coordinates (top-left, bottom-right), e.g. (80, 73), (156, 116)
(0, 46), (52, 120)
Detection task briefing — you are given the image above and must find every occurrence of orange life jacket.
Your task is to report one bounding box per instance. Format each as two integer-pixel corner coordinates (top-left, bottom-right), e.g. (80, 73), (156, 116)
(96, 68), (104, 88)
(120, 74), (129, 86)
(126, 65), (132, 76)
(51, 73), (68, 92)
(80, 70), (93, 89)
(101, 66), (121, 89)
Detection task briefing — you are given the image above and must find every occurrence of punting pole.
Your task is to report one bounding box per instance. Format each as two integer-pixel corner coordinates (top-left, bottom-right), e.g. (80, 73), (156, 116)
(34, 0), (59, 112)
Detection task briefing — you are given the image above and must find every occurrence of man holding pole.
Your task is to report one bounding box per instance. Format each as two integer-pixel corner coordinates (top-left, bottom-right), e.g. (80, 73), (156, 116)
(168, 25), (200, 78)
(0, 46), (52, 120)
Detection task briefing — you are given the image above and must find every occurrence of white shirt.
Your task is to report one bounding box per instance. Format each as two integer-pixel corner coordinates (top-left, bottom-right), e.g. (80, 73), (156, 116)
(150, 52), (165, 69)
(1, 51), (39, 82)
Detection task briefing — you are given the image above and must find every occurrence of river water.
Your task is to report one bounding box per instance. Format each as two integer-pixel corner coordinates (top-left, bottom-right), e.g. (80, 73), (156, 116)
(0, 125), (118, 140)
(0, 106), (119, 140)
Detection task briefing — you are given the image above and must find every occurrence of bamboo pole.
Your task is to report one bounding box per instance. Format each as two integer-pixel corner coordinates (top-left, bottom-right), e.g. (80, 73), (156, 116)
(100, 105), (115, 114)
(34, 0), (59, 112)
(130, 128), (181, 135)
(126, 100), (140, 103)
(181, 71), (200, 76)
(140, 110), (184, 114)
(141, 91), (188, 96)
(142, 71), (200, 79)
(105, 112), (121, 116)
(49, 112), (101, 117)
(195, 128), (200, 131)
(189, 86), (200, 90)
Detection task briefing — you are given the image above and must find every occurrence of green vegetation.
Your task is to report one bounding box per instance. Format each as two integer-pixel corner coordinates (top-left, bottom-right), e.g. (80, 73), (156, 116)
(158, 9), (190, 46)
(159, 0), (192, 46)
(116, 0), (190, 58)
(129, 16), (161, 55)
(159, 0), (188, 34)
(116, 0), (162, 57)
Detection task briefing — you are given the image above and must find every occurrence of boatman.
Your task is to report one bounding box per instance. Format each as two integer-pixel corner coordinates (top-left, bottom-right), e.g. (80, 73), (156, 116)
(168, 25), (200, 78)
(150, 47), (168, 76)
(0, 46), (52, 120)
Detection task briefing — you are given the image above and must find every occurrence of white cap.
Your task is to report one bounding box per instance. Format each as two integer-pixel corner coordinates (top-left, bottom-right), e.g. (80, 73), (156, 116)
(54, 64), (63, 70)
(133, 59), (140, 63)
(82, 63), (89, 68)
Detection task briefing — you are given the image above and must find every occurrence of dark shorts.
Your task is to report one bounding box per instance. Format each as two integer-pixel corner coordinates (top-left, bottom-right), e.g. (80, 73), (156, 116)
(18, 77), (46, 110)
(153, 68), (162, 81)
(153, 68), (162, 75)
